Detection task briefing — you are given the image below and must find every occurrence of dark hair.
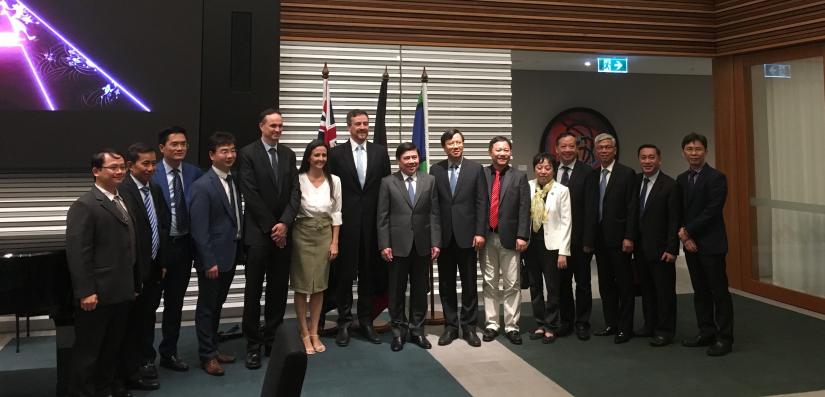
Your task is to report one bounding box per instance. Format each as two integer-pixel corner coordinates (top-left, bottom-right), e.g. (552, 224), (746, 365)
(298, 139), (334, 200)
(637, 144), (661, 157)
(259, 108), (282, 124)
(488, 136), (512, 151)
(555, 132), (577, 145)
(440, 128), (465, 147)
(681, 132), (708, 149)
(346, 109), (369, 126)
(532, 152), (555, 168)
(395, 142), (418, 160)
(91, 148), (124, 169)
(158, 126), (187, 145)
(125, 142), (156, 163)
(207, 131), (236, 153)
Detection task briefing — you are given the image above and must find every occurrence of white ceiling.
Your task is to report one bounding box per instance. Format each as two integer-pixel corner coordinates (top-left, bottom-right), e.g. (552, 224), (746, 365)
(512, 50), (712, 76)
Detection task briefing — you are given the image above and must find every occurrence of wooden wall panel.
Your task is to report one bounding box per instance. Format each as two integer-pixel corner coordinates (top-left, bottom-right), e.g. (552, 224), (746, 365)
(716, 0), (825, 56)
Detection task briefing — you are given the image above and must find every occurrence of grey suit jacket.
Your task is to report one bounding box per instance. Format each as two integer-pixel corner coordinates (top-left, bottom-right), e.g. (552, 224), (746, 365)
(484, 165), (531, 250)
(190, 169), (242, 272)
(377, 171), (441, 257)
(430, 158), (488, 248)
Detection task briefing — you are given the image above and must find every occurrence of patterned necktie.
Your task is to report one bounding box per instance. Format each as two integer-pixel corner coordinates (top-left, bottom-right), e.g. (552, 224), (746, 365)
(140, 186), (160, 259)
(599, 168), (609, 222)
(560, 166), (570, 186)
(171, 168), (189, 234)
(489, 169), (501, 230)
(356, 144), (366, 188)
(113, 194), (135, 265)
(226, 174), (242, 240)
(268, 147), (279, 187)
(449, 164), (458, 195)
(639, 177), (650, 217)
(407, 176), (415, 204)
(113, 194), (129, 222)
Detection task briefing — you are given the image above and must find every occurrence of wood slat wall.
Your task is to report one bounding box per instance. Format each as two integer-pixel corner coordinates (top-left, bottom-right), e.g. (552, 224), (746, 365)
(715, 0), (825, 55)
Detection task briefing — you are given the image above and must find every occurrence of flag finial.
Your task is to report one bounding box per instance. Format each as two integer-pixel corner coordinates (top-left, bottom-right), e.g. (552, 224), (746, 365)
(421, 67), (428, 82)
(383, 66), (389, 81)
(322, 63), (329, 79)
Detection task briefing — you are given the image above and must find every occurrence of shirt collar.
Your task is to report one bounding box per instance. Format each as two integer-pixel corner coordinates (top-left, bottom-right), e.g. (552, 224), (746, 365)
(401, 171), (417, 181)
(448, 157), (463, 169)
(163, 158), (180, 174)
(601, 160), (615, 173)
(130, 174), (149, 190)
(560, 159), (577, 170)
(643, 170), (660, 184)
(350, 138), (367, 150)
(212, 166), (230, 180)
(261, 138), (277, 153)
(95, 184), (118, 201)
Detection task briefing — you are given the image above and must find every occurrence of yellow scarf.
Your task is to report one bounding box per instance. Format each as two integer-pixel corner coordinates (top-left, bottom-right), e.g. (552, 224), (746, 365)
(531, 180), (553, 233)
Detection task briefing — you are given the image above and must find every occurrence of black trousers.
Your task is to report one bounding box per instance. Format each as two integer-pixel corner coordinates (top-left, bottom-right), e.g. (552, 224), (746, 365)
(118, 278), (162, 383)
(437, 237), (479, 332)
(635, 253), (677, 338)
(685, 252), (734, 343)
(159, 235), (193, 358)
(559, 248), (593, 330)
(594, 233), (634, 333)
(196, 267), (235, 362)
(243, 243), (290, 352)
(70, 301), (130, 397)
(332, 229), (381, 328)
(524, 230), (561, 330)
(388, 250), (429, 338)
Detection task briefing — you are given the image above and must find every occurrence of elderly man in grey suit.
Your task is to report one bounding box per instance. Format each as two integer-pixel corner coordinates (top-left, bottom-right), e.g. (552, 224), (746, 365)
(480, 136), (531, 345)
(378, 142), (441, 352)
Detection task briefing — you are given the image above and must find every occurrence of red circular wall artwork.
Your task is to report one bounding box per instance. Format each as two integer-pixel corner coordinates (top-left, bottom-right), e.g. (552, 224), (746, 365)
(539, 107), (619, 167)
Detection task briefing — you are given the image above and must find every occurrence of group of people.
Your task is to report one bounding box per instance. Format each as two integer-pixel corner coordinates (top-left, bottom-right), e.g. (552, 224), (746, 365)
(64, 107), (735, 397)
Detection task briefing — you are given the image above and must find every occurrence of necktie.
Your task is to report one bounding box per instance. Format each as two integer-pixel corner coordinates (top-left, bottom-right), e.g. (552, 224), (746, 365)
(688, 170), (697, 189)
(140, 186), (160, 260)
(268, 147), (280, 187)
(560, 166), (570, 186)
(489, 169), (501, 230)
(113, 194), (136, 266)
(407, 176), (415, 204)
(226, 174), (242, 240)
(599, 168), (609, 222)
(356, 145), (366, 188)
(449, 164), (458, 195)
(171, 168), (189, 234)
(639, 177), (650, 217)
(113, 194), (129, 222)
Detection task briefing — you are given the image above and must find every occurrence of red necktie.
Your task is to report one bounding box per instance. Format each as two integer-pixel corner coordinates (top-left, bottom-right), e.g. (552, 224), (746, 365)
(489, 169), (501, 230)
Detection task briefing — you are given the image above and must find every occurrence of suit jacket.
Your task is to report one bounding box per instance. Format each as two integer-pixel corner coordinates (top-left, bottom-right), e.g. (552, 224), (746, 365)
(151, 160), (204, 218)
(484, 165), (531, 250)
(377, 171), (441, 257)
(238, 140), (300, 246)
(65, 187), (136, 306)
(120, 175), (171, 283)
(430, 158), (487, 249)
(190, 168), (243, 272)
(556, 160), (597, 250)
(528, 179), (572, 256)
(328, 140), (391, 268)
(635, 172), (680, 261)
(677, 163), (728, 255)
(591, 161), (638, 248)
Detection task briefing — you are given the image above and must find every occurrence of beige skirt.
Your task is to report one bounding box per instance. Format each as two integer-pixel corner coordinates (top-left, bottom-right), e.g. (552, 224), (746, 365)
(290, 216), (333, 294)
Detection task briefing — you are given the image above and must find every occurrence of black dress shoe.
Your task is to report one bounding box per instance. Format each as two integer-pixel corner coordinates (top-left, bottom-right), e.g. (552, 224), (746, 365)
(634, 327), (653, 338)
(438, 329), (458, 346)
(245, 351), (262, 370)
(336, 326), (351, 347)
(481, 328), (499, 342)
(139, 362), (158, 379)
(575, 326), (591, 341)
(556, 324), (573, 337)
(682, 334), (714, 347)
(125, 377), (160, 391)
(650, 335), (673, 347)
(505, 330), (523, 345)
(614, 331), (632, 344)
(361, 323), (382, 344)
(593, 326), (617, 336)
(390, 337), (404, 352)
(410, 335), (432, 349)
(462, 328), (482, 347)
(707, 340), (732, 356)
(159, 354), (189, 372)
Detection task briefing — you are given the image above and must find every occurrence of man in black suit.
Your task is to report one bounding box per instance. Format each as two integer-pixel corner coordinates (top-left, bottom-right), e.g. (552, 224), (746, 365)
(554, 132), (597, 340)
(677, 133), (734, 356)
(591, 133), (637, 344)
(327, 109), (391, 346)
(66, 149), (137, 397)
(117, 143), (170, 391)
(191, 132), (243, 375)
(634, 144), (680, 347)
(237, 109), (299, 369)
(430, 129), (486, 347)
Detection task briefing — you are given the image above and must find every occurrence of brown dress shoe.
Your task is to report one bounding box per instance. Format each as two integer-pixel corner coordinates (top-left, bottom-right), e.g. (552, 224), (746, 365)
(216, 352), (236, 364)
(202, 358), (225, 376)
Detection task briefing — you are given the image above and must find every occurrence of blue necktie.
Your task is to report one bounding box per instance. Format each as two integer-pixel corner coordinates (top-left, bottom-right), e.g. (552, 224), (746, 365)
(141, 186), (160, 259)
(171, 168), (188, 234)
(356, 145), (366, 188)
(599, 168), (608, 222)
(449, 164), (458, 195)
(407, 176), (415, 204)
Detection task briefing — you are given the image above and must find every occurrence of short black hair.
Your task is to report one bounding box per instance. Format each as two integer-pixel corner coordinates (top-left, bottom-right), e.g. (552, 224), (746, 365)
(346, 109), (369, 126)
(440, 128), (465, 147)
(125, 142), (156, 163)
(532, 152), (555, 168)
(488, 135), (512, 151)
(158, 126), (187, 146)
(637, 144), (661, 157)
(259, 108), (282, 124)
(91, 148), (124, 169)
(207, 131), (236, 153)
(681, 132), (708, 149)
(395, 142), (418, 160)
(555, 132), (577, 145)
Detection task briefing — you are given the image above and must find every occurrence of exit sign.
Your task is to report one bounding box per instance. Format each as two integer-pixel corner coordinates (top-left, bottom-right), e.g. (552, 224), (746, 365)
(598, 57), (628, 73)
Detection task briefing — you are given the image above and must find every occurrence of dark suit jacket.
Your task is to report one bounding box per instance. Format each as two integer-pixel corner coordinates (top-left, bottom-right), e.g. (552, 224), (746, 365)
(190, 169), (243, 272)
(635, 172), (680, 261)
(484, 165), (530, 250)
(65, 187), (136, 306)
(120, 175), (170, 283)
(556, 160), (597, 250)
(591, 161), (638, 248)
(152, 160), (204, 217)
(677, 163), (728, 255)
(377, 171), (441, 257)
(430, 158), (487, 249)
(238, 140), (300, 246)
(328, 140), (391, 269)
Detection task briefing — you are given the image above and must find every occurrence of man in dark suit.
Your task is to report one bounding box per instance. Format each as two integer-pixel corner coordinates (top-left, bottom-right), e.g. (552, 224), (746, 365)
(191, 132), (244, 375)
(634, 144), (680, 347)
(480, 136), (530, 345)
(554, 132), (597, 340)
(117, 143), (170, 391)
(430, 129), (486, 347)
(66, 149), (137, 397)
(152, 126), (204, 371)
(327, 109), (391, 346)
(237, 109), (299, 369)
(591, 133), (638, 344)
(378, 142), (441, 352)
(677, 133), (734, 356)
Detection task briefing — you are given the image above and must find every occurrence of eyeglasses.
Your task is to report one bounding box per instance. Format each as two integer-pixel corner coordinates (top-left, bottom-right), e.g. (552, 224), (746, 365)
(100, 165), (127, 171)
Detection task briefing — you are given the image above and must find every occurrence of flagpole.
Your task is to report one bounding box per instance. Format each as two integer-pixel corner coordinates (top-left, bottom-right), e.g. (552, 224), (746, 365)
(422, 67), (445, 326)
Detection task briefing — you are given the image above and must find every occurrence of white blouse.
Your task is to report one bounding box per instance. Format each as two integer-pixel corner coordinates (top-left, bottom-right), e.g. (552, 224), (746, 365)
(297, 173), (342, 226)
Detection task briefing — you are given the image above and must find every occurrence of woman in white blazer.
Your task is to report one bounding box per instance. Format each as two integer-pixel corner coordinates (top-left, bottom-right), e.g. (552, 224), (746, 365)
(525, 152), (572, 343)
